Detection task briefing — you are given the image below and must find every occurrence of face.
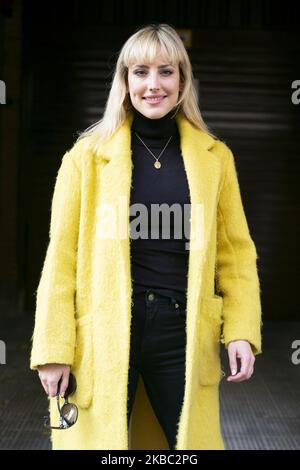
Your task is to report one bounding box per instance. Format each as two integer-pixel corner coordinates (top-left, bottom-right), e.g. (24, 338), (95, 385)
(127, 54), (184, 119)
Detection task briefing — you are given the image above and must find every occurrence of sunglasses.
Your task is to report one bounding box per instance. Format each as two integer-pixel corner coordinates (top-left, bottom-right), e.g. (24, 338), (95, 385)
(43, 373), (78, 430)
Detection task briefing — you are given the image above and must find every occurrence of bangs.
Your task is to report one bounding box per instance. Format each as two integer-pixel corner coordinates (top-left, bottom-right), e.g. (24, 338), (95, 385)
(123, 33), (181, 68)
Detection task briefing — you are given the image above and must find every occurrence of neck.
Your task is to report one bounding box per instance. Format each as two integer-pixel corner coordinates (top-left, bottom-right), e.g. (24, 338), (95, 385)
(131, 107), (179, 145)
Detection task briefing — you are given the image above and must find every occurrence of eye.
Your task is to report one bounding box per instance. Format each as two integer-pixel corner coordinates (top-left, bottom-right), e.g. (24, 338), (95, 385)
(134, 70), (173, 76)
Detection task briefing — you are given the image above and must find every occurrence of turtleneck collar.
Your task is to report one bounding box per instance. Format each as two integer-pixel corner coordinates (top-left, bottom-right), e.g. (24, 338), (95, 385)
(131, 107), (179, 145)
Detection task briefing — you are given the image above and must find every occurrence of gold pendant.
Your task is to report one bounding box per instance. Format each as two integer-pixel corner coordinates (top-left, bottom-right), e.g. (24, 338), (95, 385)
(154, 161), (161, 169)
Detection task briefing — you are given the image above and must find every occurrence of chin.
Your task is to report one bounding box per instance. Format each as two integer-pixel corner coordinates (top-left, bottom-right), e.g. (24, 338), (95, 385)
(145, 110), (167, 119)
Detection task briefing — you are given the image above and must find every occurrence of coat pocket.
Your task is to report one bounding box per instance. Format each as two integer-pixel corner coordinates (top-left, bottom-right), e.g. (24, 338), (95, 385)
(196, 295), (224, 385)
(71, 314), (94, 409)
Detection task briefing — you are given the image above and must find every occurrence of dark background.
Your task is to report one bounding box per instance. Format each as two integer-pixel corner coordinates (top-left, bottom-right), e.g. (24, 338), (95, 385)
(0, 0), (300, 320)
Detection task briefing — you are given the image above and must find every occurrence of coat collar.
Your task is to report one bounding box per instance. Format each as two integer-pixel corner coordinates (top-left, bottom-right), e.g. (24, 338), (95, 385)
(95, 109), (215, 162)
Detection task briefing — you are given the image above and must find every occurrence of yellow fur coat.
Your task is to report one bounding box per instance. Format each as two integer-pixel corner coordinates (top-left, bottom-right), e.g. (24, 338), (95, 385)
(30, 110), (262, 450)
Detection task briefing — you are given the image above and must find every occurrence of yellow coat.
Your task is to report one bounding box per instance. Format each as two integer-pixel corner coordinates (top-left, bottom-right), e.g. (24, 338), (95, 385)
(30, 110), (262, 450)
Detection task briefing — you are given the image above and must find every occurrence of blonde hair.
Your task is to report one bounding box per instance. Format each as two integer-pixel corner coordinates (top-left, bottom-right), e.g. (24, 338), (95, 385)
(76, 23), (216, 150)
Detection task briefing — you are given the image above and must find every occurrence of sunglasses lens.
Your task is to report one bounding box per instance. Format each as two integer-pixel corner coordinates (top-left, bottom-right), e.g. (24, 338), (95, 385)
(61, 403), (78, 426)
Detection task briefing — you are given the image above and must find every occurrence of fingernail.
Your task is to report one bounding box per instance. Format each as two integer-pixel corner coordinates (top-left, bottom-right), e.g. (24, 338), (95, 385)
(232, 370), (237, 375)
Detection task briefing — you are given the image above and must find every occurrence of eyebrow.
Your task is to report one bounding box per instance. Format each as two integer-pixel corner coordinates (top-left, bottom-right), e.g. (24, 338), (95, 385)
(133, 64), (174, 68)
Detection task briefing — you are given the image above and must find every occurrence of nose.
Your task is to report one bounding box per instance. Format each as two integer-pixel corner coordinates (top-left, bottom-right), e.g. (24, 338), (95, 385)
(148, 71), (160, 91)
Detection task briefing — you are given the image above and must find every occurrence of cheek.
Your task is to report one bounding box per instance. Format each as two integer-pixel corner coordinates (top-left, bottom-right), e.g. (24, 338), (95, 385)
(129, 82), (142, 96)
(166, 78), (180, 93)
(128, 76), (138, 94)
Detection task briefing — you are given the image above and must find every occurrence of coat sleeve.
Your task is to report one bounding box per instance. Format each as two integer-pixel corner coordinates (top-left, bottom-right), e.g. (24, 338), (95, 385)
(30, 148), (81, 370)
(216, 143), (263, 355)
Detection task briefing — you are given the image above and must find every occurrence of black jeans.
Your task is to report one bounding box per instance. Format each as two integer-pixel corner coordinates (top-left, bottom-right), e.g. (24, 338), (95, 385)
(127, 289), (187, 450)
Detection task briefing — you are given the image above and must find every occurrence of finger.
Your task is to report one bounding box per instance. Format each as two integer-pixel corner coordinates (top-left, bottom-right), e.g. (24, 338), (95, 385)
(39, 372), (48, 393)
(228, 371), (248, 382)
(40, 378), (49, 395)
(48, 379), (59, 398)
(228, 348), (238, 377)
(247, 366), (254, 379)
(60, 370), (70, 397)
(228, 356), (252, 382)
(241, 355), (250, 376)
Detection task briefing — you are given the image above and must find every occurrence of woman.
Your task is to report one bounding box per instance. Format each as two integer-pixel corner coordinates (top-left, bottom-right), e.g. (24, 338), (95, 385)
(30, 23), (262, 450)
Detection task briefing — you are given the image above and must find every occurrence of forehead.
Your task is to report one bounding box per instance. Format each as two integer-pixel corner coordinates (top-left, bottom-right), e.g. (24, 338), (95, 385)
(126, 42), (179, 69)
(130, 62), (175, 68)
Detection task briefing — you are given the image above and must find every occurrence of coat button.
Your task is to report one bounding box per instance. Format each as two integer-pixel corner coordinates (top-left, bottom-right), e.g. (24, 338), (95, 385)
(175, 303), (179, 309)
(148, 293), (155, 301)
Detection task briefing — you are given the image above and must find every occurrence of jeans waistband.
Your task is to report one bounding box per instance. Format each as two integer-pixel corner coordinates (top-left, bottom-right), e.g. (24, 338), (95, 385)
(132, 290), (186, 306)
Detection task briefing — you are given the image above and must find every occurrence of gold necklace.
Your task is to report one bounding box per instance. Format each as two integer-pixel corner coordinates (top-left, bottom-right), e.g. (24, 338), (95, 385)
(134, 132), (173, 169)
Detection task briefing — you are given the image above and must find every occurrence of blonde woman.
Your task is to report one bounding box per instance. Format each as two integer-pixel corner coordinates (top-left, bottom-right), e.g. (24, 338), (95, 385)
(30, 23), (262, 450)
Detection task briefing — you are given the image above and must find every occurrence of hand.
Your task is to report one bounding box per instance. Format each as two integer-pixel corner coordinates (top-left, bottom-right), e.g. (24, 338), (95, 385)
(37, 364), (71, 398)
(226, 340), (255, 382)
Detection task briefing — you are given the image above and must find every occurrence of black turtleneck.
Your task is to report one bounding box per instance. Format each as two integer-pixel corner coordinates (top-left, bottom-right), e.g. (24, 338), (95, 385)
(129, 107), (191, 304)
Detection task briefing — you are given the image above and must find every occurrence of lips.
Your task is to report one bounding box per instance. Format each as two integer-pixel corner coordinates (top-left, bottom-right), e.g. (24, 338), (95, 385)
(143, 96), (167, 104)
